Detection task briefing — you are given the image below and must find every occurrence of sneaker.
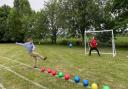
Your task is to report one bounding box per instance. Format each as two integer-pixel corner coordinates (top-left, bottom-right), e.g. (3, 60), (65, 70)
(43, 56), (47, 60)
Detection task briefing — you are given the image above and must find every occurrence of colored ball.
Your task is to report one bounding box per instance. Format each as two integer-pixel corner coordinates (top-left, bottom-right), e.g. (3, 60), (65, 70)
(92, 83), (98, 89)
(64, 74), (70, 80)
(69, 43), (73, 48)
(52, 70), (57, 76)
(58, 72), (64, 78)
(83, 80), (89, 87)
(74, 76), (80, 83)
(47, 68), (52, 73)
(102, 86), (110, 89)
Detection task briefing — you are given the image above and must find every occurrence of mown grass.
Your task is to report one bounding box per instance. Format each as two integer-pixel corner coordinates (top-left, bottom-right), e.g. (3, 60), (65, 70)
(0, 44), (128, 89)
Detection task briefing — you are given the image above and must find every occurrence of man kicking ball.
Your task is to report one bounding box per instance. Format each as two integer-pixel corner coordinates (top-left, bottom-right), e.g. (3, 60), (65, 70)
(16, 37), (47, 68)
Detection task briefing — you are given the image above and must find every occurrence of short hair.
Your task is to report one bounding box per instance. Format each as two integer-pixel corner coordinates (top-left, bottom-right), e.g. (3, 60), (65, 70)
(25, 35), (33, 42)
(92, 36), (96, 39)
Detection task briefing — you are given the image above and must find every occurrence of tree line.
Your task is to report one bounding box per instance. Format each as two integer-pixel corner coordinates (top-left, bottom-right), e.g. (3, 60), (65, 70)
(0, 0), (127, 44)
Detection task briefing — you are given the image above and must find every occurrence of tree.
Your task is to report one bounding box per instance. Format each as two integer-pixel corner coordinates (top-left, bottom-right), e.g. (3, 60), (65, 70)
(27, 10), (49, 44)
(0, 5), (11, 42)
(8, 8), (23, 41)
(112, 0), (128, 32)
(14, 0), (32, 16)
(35, 11), (48, 42)
(45, 0), (61, 44)
(7, 0), (32, 42)
(73, 0), (100, 44)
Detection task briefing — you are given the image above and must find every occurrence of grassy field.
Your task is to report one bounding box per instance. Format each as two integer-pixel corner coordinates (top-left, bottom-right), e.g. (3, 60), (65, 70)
(0, 44), (128, 89)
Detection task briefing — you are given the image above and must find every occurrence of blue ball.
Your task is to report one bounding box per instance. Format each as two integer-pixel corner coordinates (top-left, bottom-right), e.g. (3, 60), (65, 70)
(74, 76), (80, 83)
(83, 80), (89, 86)
(68, 43), (73, 48)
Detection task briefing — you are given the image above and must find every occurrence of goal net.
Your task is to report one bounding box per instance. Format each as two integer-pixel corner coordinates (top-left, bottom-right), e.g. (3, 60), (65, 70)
(84, 30), (116, 57)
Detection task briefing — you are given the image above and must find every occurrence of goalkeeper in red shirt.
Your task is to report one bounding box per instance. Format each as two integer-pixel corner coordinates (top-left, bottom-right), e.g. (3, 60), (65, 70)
(89, 36), (100, 56)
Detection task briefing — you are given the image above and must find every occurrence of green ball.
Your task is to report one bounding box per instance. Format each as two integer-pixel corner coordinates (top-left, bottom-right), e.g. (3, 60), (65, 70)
(58, 72), (64, 78)
(102, 86), (110, 89)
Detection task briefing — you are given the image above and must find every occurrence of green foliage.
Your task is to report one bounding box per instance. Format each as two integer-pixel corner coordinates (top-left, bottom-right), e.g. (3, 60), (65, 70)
(8, 8), (23, 41)
(0, 0), (127, 46)
(26, 11), (49, 42)
(45, 0), (62, 44)
(115, 37), (128, 47)
(14, 0), (32, 16)
(112, 0), (128, 10)
(7, 0), (32, 42)
(112, 0), (128, 31)
(0, 5), (11, 42)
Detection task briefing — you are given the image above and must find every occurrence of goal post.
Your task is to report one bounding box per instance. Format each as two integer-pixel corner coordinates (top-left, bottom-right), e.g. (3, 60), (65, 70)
(84, 30), (116, 57)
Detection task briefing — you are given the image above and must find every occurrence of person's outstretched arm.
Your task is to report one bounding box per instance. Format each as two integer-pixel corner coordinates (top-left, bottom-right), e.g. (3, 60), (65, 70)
(16, 42), (25, 46)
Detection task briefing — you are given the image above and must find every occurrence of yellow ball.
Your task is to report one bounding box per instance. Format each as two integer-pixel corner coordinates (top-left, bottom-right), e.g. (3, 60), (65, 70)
(92, 83), (98, 89)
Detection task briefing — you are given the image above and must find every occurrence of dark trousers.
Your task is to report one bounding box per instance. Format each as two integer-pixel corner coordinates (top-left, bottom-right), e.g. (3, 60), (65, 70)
(89, 47), (100, 56)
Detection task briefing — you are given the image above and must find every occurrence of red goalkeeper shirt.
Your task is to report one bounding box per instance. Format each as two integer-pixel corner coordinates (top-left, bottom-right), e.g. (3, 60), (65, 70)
(89, 39), (97, 48)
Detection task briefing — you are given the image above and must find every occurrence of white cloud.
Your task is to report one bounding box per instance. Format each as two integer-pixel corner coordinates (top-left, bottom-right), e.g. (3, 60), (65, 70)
(0, 0), (14, 7)
(29, 0), (48, 11)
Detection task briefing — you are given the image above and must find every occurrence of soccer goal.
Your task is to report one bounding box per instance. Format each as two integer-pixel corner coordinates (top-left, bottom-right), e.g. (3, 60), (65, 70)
(84, 30), (116, 57)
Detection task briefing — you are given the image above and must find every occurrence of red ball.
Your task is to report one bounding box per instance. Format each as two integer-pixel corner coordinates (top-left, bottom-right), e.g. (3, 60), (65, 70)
(40, 67), (45, 72)
(51, 70), (57, 76)
(47, 68), (52, 73)
(64, 74), (70, 80)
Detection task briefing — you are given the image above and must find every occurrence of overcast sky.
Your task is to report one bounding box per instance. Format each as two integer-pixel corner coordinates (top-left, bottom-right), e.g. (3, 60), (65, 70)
(0, 0), (48, 11)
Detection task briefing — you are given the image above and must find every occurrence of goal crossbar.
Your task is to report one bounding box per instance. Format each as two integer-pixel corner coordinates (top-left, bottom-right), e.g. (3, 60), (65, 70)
(85, 30), (113, 33)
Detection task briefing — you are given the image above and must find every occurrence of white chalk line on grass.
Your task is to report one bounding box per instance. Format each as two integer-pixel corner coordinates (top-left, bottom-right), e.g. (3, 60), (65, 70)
(0, 56), (85, 87)
(0, 64), (49, 89)
(9, 64), (21, 68)
(0, 83), (6, 89)
(10, 51), (23, 58)
(0, 65), (6, 89)
(0, 56), (49, 89)
(0, 60), (13, 71)
(0, 56), (31, 68)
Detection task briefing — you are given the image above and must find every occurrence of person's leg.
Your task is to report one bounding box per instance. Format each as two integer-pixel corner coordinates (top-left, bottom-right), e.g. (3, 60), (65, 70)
(95, 48), (100, 56)
(31, 55), (38, 68)
(32, 51), (47, 60)
(89, 47), (93, 56)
